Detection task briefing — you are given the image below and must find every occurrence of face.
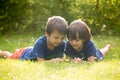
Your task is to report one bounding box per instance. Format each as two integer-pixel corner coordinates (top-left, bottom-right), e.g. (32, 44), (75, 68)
(69, 39), (84, 51)
(46, 30), (65, 48)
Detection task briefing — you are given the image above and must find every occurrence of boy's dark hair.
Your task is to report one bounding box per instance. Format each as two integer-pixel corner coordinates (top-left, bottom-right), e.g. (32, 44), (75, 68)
(67, 20), (92, 42)
(45, 16), (68, 35)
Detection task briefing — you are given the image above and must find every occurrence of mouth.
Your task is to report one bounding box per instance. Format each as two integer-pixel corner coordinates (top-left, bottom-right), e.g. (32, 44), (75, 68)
(71, 44), (77, 47)
(73, 46), (78, 49)
(72, 45), (78, 49)
(54, 43), (60, 46)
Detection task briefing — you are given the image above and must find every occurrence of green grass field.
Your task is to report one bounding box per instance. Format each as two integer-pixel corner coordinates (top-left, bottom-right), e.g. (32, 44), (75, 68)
(0, 33), (120, 80)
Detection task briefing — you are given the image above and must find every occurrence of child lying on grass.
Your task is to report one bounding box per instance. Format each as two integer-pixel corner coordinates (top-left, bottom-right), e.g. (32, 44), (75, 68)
(64, 20), (110, 63)
(0, 16), (68, 62)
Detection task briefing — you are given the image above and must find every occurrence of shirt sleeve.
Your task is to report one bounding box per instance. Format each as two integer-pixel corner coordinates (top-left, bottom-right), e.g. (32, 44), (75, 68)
(32, 39), (45, 58)
(54, 41), (65, 58)
(64, 42), (72, 57)
(85, 41), (96, 58)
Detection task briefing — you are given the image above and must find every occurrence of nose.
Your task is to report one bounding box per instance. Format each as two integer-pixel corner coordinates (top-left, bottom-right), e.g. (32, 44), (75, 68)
(58, 39), (62, 43)
(71, 40), (76, 45)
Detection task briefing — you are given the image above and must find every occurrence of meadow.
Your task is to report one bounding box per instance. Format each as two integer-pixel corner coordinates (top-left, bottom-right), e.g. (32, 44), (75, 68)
(0, 33), (120, 80)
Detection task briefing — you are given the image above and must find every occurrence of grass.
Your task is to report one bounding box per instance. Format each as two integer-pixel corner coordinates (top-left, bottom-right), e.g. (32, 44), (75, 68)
(0, 33), (120, 80)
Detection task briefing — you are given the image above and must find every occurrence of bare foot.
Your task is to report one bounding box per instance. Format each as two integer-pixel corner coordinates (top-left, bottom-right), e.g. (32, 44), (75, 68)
(0, 50), (12, 58)
(100, 44), (110, 56)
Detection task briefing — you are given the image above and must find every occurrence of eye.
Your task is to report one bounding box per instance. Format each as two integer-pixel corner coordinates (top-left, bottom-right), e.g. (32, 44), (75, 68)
(69, 39), (73, 41)
(76, 39), (80, 41)
(55, 36), (59, 39)
(61, 37), (64, 40)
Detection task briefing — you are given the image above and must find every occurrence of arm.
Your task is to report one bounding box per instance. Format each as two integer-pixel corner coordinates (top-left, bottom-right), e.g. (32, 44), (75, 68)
(85, 41), (97, 63)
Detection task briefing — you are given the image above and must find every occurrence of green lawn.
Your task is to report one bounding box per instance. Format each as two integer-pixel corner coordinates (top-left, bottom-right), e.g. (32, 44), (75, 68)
(0, 33), (120, 80)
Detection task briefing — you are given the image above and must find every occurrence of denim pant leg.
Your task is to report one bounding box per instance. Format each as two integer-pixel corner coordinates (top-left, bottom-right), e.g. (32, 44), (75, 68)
(96, 50), (104, 61)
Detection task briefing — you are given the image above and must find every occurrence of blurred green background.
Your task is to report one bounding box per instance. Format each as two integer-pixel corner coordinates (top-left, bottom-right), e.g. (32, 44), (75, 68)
(0, 0), (120, 35)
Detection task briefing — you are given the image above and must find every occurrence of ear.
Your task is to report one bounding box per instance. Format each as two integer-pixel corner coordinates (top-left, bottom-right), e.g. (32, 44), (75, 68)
(45, 32), (49, 37)
(83, 39), (86, 43)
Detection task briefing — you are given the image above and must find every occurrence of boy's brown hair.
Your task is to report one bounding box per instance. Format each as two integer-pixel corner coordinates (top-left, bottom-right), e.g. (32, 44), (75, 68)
(45, 16), (68, 35)
(67, 20), (92, 42)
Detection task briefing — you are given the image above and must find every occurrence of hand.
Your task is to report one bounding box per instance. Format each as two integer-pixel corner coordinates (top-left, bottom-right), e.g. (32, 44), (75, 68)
(65, 56), (72, 62)
(87, 56), (95, 63)
(73, 57), (83, 63)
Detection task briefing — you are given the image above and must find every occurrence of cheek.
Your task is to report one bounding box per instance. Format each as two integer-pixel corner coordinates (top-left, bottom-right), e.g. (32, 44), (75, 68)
(51, 38), (56, 42)
(69, 41), (72, 45)
(77, 41), (81, 44)
(49, 37), (54, 42)
(77, 42), (82, 45)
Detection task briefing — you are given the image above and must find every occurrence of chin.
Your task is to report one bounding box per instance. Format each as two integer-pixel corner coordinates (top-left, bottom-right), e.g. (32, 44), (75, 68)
(73, 47), (78, 50)
(53, 44), (58, 47)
